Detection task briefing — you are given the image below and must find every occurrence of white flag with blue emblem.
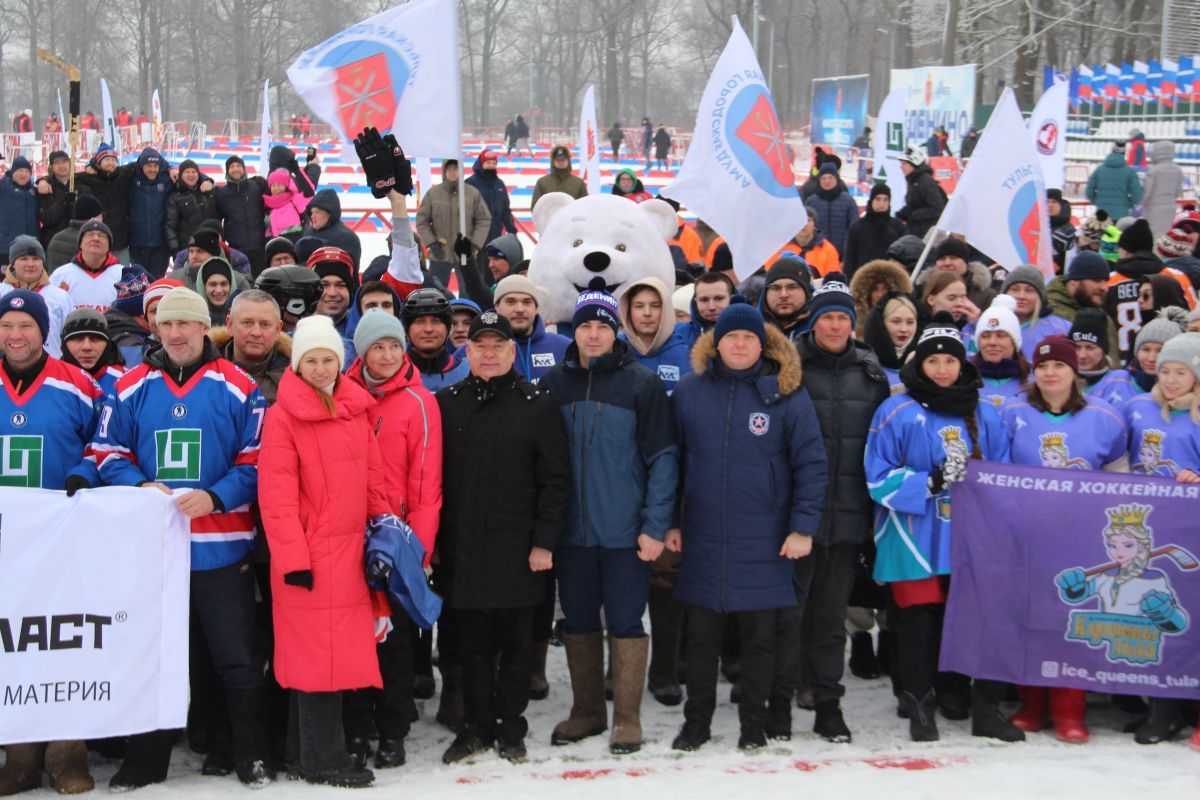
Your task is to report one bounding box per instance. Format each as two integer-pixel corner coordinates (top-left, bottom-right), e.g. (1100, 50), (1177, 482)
(934, 88), (1054, 278)
(661, 17), (806, 281)
(1028, 78), (1069, 191)
(286, 0), (461, 158)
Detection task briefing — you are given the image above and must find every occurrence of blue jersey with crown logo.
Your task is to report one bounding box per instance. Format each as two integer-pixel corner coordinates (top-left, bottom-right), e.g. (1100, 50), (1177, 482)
(1124, 393), (1200, 477)
(1001, 397), (1127, 470)
(1083, 368), (1138, 410)
(978, 376), (1023, 410)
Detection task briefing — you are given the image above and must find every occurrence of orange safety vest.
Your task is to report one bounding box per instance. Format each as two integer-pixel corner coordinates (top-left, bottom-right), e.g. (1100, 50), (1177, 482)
(670, 219), (704, 265)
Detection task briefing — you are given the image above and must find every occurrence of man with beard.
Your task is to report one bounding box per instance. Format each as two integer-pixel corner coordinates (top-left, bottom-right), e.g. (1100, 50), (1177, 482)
(75, 143), (137, 255)
(402, 288), (470, 392)
(1047, 253), (1120, 365)
(842, 184), (905, 277)
(759, 258), (813, 340)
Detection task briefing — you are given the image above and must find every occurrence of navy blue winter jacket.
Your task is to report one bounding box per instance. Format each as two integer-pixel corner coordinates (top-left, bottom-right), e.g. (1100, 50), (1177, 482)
(127, 148), (173, 248)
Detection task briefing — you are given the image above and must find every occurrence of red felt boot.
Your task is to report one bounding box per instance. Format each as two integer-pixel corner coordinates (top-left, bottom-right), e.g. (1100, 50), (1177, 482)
(1009, 686), (1048, 733)
(1049, 688), (1089, 743)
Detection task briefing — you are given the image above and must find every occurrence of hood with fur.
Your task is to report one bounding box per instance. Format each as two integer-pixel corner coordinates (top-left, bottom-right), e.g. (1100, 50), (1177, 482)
(850, 259), (912, 327)
(619, 277), (677, 357)
(689, 324), (802, 397)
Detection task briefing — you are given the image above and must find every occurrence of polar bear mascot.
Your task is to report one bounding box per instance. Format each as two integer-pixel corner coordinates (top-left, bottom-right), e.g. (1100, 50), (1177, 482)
(528, 193), (678, 330)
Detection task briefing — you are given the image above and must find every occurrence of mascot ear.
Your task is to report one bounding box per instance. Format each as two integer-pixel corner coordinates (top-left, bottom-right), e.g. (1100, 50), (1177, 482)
(532, 192), (576, 235)
(638, 198), (678, 242)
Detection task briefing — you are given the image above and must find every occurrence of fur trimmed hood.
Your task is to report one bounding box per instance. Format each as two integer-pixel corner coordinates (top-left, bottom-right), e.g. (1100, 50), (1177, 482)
(618, 276), (677, 357)
(689, 323), (803, 396)
(850, 259), (912, 326)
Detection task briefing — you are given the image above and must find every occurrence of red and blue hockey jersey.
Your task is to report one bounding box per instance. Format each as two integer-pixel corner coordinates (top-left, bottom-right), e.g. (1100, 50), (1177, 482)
(93, 348), (264, 571)
(0, 357), (102, 489)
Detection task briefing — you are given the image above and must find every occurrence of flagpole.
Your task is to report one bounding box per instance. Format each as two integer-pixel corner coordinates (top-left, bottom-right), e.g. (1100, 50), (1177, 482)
(910, 229), (940, 286)
(458, 148), (468, 281)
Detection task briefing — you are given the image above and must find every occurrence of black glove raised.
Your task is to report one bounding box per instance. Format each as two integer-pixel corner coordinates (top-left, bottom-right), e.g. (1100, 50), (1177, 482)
(928, 463), (947, 495)
(353, 126), (397, 198)
(64, 475), (91, 498)
(284, 570), (314, 590)
(453, 234), (473, 259)
(383, 133), (413, 196)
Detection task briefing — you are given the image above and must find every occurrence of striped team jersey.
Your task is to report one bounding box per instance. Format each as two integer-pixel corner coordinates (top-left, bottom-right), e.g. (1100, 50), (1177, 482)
(93, 353), (265, 571)
(93, 364), (126, 397)
(0, 357), (102, 489)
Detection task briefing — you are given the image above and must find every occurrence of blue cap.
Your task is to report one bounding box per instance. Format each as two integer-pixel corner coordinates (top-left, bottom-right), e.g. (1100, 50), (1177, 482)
(713, 299), (766, 347)
(0, 289), (49, 343)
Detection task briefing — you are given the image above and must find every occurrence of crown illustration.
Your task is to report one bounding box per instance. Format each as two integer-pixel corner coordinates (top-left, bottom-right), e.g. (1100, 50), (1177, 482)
(1039, 432), (1066, 448)
(1142, 429), (1165, 445)
(938, 426), (962, 442)
(1106, 504), (1151, 529)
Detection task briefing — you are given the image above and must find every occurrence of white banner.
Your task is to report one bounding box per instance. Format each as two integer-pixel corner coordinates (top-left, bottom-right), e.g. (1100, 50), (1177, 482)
(1028, 78), (1069, 191)
(286, 0), (461, 158)
(100, 79), (116, 147)
(0, 487), (190, 744)
(662, 17), (806, 281)
(578, 85), (601, 195)
(258, 79), (272, 178)
(889, 64), (976, 153)
(872, 88), (908, 208)
(934, 88), (1054, 278)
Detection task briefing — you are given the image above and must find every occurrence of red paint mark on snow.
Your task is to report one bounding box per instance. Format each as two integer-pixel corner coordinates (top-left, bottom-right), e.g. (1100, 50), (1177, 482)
(864, 755), (970, 771)
(558, 768), (615, 780)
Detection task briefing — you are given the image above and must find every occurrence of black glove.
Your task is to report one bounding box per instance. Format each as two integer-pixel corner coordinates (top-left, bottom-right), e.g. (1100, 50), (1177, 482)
(353, 126), (397, 198)
(453, 234), (473, 259)
(383, 134), (413, 196)
(64, 475), (90, 498)
(928, 463), (947, 495)
(284, 570), (314, 590)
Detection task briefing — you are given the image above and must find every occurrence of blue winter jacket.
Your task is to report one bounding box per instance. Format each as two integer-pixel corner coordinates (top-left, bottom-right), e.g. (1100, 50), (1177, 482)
(0, 164), (37, 261)
(465, 155), (516, 244)
(539, 340), (679, 549)
(807, 188), (860, 257)
(618, 277), (693, 393)
(127, 148), (173, 248)
(672, 326), (828, 612)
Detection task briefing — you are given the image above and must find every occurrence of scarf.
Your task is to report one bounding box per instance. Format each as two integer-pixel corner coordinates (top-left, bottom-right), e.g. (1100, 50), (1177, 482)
(900, 356), (983, 417)
(973, 355), (1023, 381)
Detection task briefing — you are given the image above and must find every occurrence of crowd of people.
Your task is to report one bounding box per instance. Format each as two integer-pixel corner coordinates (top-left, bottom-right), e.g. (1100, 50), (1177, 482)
(1, 118), (1199, 797)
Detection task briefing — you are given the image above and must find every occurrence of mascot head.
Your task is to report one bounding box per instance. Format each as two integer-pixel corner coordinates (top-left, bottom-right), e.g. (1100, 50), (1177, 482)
(528, 193), (678, 325)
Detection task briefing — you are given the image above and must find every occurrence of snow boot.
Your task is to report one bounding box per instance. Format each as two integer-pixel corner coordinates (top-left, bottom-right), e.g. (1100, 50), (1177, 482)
(765, 695), (792, 741)
(971, 682), (1025, 742)
(551, 632), (608, 745)
(813, 701), (852, 743)
(109, 730), (174, 792)
(346, 738), (372, 770)
(441, 731), (491, 765)
(671, 721), (711, 752)
(1135, 698), (1185, 745)
(1049, 688), (1089, 743)
(648, 584), (684, 706)
(530, 640), (550, 701)
(1010, 686), (1048, 732)
(0, 742), (46, 795)
(412, 675), (436, 701)
(497, 717), (528, 763)
(737, 723), (767, 751)
(228, 688), (274, 788)
(435, 667), (465, 732)
(374, 739), (405, 768)
(849, 632), (881, 680)
(44, 741), (94, 795)
(901, 691), (940, 742)
(609, 636), (649, 755)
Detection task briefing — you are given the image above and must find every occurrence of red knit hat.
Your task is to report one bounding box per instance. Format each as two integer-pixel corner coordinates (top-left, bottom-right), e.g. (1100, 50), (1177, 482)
(1155, 227), (1195, 260)
(479, 149), (498, 163)
(1032, 334), (1078, 373)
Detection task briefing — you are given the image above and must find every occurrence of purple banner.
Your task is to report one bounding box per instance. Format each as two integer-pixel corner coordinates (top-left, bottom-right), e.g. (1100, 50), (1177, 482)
(942, 461), (1200, 699)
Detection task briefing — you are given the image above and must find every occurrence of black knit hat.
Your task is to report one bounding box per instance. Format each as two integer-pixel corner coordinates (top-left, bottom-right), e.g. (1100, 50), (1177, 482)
(934, 237), (971, 262)
(913, 311), (966, 364)
(763, 256), (812, 292)
(188, 229), (222, 258)
(62, 308), (111, 342)
(1118, 218), (1154, 253)
(72, 194), (104, 221)
(78, 219), (113, 248)
(1069, 308), (1110, 354)
(1046, 188), (1064, 203)
(265, 236), (297, 265)
(225, 155), (245, 170)
(869, 183), (891, 200)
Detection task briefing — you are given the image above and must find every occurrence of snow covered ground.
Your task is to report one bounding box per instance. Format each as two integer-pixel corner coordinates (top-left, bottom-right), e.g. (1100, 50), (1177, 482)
(16, 640), (1198, 800)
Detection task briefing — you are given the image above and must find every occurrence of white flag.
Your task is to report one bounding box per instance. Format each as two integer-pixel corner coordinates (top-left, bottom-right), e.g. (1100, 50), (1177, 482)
(935, 88), (1054, 278)
(258, 80), (272, 178)
(661, 18), (805, 281)
(872, 88), (907, 208)
(100, 78), (116, 146)
(0, 487), (190, 743)
(415, 157), (434, 201)
(1028, 78), (1069, 191)
(286, 0), (461, 158)
(579, 85), (601, 195)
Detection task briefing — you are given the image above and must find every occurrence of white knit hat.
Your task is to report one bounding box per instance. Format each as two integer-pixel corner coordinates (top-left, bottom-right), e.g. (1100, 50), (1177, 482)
(154, 287), (211, 326)
(291, 315), (346, 372)
(672, 284), (695, 317)
(973, 294), (1022, 351)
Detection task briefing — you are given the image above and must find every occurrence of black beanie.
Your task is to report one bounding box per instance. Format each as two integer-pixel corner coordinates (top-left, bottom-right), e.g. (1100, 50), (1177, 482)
(265, 236), (297, 264)
(225, 155), (245, 171)
(1118, 218), (1154, 253)
(1046, 188), (1064, 203)
(764, 256), (812, 291)
(869, 183), (891, 201)
(188, 229), (222, 258)
(72, 194), (104, 221)
(1069, 308), (1110, 354)
(934, 237), (971, 262)
(913, 311), (966, 364)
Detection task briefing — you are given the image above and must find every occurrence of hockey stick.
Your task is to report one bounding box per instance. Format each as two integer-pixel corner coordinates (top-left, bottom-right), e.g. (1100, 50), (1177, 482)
(1084, 544), (1200, 577)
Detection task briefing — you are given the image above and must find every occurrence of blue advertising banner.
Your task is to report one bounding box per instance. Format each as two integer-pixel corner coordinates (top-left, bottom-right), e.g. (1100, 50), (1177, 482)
(942, 461), (1200, 700)
(809, 74), (869, 147)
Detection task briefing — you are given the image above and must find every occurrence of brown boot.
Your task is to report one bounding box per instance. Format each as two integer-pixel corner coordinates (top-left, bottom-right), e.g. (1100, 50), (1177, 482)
(530, 640), (550, 701)
(44, 741), (93, 795)
(551, 632), (607, 745)
(610, 636), (650, 754)
(0, 742), (46, 796)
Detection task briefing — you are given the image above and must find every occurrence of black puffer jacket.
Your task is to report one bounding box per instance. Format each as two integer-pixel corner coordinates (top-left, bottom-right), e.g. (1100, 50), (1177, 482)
(75, 159), (136, 250)
(216, 174), (268, 253)
(843, 210), (906, 277)
(795, 332), (890, 546)
(165, 164), (218, 250)
(896, 163), (947, 239)
(436, 368), (570, 609)
(36, 174), (73, 246)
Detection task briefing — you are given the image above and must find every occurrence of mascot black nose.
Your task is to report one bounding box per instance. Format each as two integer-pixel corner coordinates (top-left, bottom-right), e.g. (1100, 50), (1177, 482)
(583, 251), (610, 273)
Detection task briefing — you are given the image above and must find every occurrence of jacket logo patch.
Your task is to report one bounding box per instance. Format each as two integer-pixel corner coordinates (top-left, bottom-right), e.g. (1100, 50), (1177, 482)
(749, 412), (770, 436)
(657, 365), (680, 382)
(532, 353), (555, 368)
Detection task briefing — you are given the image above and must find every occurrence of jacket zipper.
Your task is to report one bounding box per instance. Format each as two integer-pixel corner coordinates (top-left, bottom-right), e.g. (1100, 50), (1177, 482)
(579, 369), (593, 546)
(720, 378), (735, 611)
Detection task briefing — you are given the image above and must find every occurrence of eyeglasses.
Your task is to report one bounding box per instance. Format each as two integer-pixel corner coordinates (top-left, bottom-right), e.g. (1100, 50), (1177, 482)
(766, 282), (805, 294)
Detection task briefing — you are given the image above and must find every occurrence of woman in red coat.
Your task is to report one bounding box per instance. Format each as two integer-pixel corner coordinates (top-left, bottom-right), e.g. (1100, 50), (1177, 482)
(259, 314), (393, 788)
(341, 309), (444, 769)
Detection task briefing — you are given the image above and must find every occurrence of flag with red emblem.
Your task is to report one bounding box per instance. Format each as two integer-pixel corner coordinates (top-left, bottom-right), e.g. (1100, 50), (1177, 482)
(934, 88), (1054, 279)
(661, 17), (806, 281)
(286, 0), (461, 158)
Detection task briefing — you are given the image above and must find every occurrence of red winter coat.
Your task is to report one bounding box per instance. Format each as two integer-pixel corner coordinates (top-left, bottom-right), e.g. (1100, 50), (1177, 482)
(346, 356), (443, 566)
(259, 369), (393, 692)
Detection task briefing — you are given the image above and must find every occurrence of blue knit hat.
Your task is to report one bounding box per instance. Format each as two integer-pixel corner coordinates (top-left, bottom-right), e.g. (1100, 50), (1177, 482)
(0, 289), (49, 342)
(713, 298), (766, 347)
(806, 275), (857, 327)
(573, 277), (620, 333)
(111, 265), (154, 317)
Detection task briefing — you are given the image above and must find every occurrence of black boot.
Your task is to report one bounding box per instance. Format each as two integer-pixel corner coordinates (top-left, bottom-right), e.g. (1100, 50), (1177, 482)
(228, 688), (274, 788)
(877, 628), (895, 676)
(200, 734), (233, 777)
(901, 691), (940, 742)
(374, 739), (406, 768)
(971, 682), (1025, 742)
(671, 720), (711, 752)
(813, 701), (852, 743)
(436, 667), (465, 732)
(412, 675), (436, 701)
(442, 730), (492, 764)
(765, 695), (792, 741)
(1136, 698), (1185, 744)
(346, 737), (372, 770)
(738, 723), (767, 751)
(109, 730), (174, 792)
(849, 632), (881, 680)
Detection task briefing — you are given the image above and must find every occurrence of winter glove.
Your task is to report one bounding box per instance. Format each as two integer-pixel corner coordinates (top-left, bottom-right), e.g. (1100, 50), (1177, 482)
(1055, 568), (1090, 603)
(927, 464), (947, 496)
(1141, 589), (1186, 632)
(353, 126), (397, 199)
(284, 570), (314, 591)
(382, 133), (413, 196)
(64, 475), (91, 497)
(453, 234), (473, 259)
